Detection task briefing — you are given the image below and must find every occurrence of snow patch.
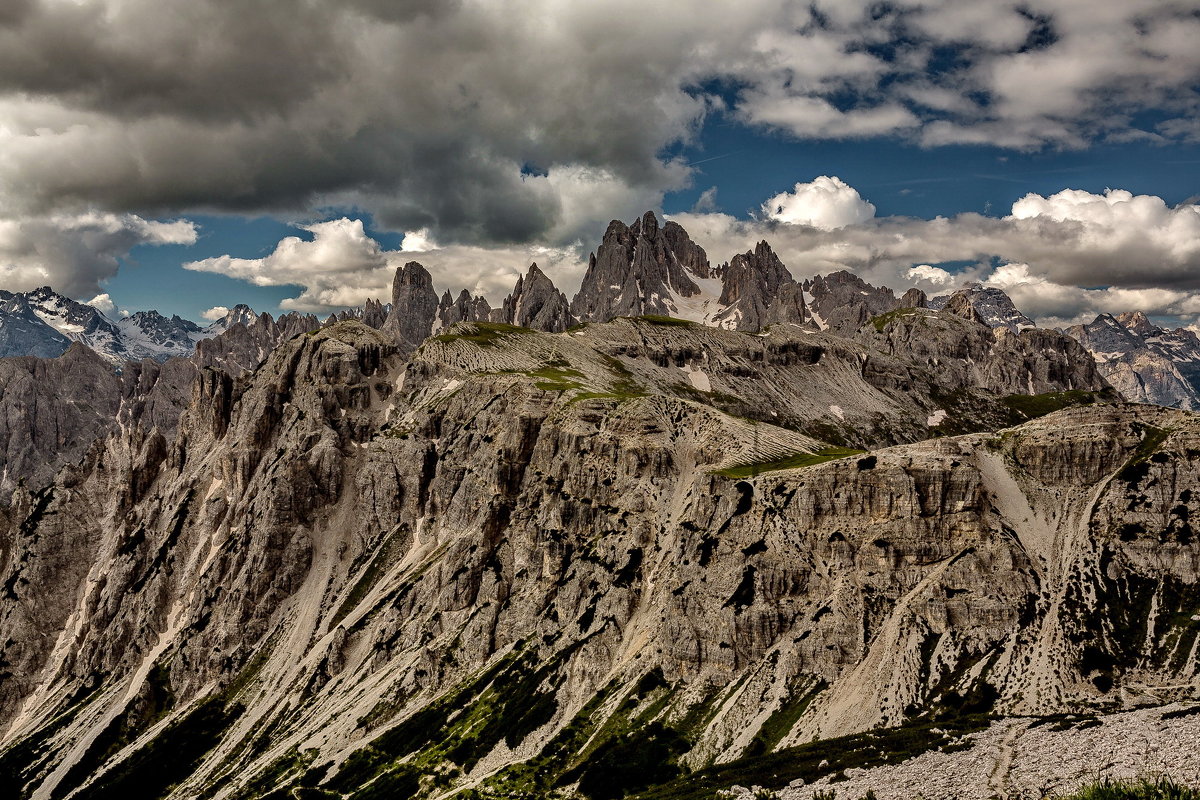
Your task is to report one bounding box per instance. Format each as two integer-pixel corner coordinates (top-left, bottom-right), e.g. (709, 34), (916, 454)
(926, 409), (947, 426)
(829, 404), (844, 420)
(679, 364), (711, 393)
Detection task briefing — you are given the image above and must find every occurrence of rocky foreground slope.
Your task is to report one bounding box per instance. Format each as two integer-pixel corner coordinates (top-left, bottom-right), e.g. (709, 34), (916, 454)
(0, 300), (1196, 799)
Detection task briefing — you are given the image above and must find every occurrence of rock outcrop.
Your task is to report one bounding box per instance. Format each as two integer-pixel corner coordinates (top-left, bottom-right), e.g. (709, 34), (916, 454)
(572, 211), (716, 322)
(495, 263), (576, 332)
(1066, 313), (1200, 410)
(382, 260), (440, 350)
(1, 306), (1167, 800)
(0, 344), (121, 501)
(712, 241), (806, 331)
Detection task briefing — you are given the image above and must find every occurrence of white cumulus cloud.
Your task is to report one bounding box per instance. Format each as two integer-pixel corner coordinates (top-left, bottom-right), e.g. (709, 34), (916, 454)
(85, 292), (116, 316)
(673, 181), (1200, 328)
(185, 217), (587, 313)
(761, 176), (876, 230)
(200, 306), (230, 322)
(905, 264), (955, 286)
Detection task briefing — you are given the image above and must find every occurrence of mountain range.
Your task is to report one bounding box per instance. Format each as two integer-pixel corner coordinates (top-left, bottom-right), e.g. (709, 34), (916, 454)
(1, 212), (1199, 800)
(4, 210), (1199, 412)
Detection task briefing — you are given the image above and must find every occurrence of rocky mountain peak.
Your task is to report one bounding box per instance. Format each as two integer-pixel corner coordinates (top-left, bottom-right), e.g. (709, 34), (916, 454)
(803, 270), (900, 334)
(436, 287), (492, 331)
(899, 287), (928, 308)
(0, 285), (126, 363)
(931, 285), (1035, 332)
(496, 262), (576, 332)
(571, 210), (711, 322)
(116, 309), (205, 362)
(630, 208), (659, 238)
(1066, 313), (1200, 409)
(1117, 310), (1158, 337)
(712, 240), (806, 331)
(383, 260), (440, 349)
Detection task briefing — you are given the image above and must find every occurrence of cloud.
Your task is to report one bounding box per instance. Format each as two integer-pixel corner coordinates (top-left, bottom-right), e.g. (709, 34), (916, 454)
(722, 2), (1200, 150)
(86, 292), (116, 316)
(761, 176), (876, 230)
(200, 306), (229, 322)
(672, 180), (1200, 327)
(0, 211), (197, 298)
(400, 229), (435, 253)
(0, 0), (1197, 274)
(982, 263), (1200, 326)
(692, 187), (719, 214)
(184, 217), (586, 312)
(0, 0), (728, 249)
(905, 265), (956, 286)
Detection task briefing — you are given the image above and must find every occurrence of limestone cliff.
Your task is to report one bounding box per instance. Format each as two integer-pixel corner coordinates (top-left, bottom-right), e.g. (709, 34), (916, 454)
(2, 308), (1192, 800)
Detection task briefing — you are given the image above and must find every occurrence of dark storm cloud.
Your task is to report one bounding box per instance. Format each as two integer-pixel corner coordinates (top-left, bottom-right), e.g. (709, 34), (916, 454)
(2, 1), (1200, 300)
(0, 0), (349, 121)
(0, 0), (723, 247)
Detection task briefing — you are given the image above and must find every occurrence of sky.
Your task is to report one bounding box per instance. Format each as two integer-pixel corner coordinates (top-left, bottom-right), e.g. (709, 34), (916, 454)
(1, 0), (1199, 329)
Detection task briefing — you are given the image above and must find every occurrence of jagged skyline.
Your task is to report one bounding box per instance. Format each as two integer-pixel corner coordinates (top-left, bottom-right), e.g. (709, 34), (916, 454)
(7, 209), (1200, 411)
(1, 2), (1199, 328)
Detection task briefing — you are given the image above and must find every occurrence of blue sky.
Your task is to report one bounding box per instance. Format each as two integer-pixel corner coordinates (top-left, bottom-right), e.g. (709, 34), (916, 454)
(2, 1), (1199, 327)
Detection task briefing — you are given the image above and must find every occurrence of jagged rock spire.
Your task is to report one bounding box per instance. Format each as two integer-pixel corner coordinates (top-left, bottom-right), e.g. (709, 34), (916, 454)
(497, 263), (576, 332)
(713, 240), (806, 331)
(571, 211), (711, 322)
(382, 261), (440, 349)
(437, 288), (492, 330)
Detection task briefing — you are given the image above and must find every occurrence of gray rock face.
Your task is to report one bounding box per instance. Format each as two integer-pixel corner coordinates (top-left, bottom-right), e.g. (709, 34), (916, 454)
(899, 287), (928, 309)
(382, 260), (440, 349)
(1117, 311), (1200, 394)
(192, 309), (322, 376)
(436, 288), (492, 331)
(942, 290), (988, 325)
(713, 241), (806, 331)
(0, 344), (120, 501)
(571, 211), (713, 322)
(1066, 313), (1200, 410)
(861, 305), (1108, 406)
(803, 270), (901, 335)
(929, 285), (1035, 332)
(0, 305), (323, 505)
(495, 263), (576, 332)
(0, 305), (1148, 800)
(0, 299), (71, 359)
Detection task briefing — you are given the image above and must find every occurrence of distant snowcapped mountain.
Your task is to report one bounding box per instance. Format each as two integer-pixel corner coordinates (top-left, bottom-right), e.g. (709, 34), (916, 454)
(0, 288), (261, 366)
(116, 310), (206, 361)
(1065, 312), (1200, 410)
(0, 292), (73, 358)
(201, 303), (261, 336)
(0, 286), (127, 361)
(928, 285), (1035, 331)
